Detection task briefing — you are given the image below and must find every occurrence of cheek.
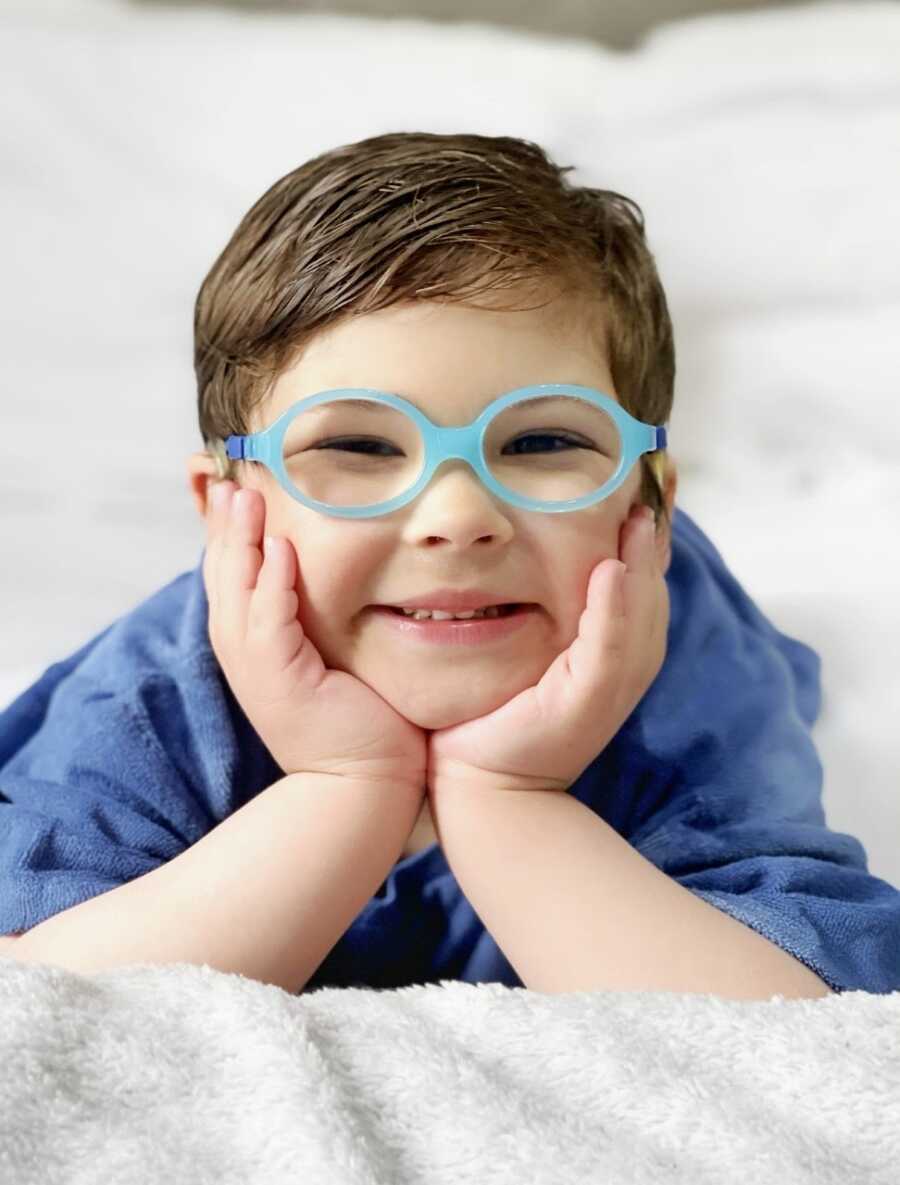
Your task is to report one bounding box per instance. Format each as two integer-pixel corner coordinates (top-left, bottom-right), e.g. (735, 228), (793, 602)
(560, 520), (627, 620)
(288, 530), (388, 628)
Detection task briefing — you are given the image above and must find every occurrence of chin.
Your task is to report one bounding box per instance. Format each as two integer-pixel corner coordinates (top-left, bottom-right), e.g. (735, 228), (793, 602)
(386, 683), (519, 730)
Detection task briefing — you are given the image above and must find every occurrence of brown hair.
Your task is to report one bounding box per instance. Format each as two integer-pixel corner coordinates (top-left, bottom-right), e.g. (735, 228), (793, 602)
(194, 131), (674, 526)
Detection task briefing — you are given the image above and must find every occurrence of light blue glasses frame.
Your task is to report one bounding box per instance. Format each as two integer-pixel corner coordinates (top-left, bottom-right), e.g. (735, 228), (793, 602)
(225, 382), (668, 519)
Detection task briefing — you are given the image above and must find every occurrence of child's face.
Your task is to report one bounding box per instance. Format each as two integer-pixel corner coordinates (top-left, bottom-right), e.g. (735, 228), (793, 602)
(189, 289), (676, 730)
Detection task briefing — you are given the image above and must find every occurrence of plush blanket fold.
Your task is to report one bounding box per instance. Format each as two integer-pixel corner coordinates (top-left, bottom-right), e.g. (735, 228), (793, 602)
(1, 962), (898, 1184)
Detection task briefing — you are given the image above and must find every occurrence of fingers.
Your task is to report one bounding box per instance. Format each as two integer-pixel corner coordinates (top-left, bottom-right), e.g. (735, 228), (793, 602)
(252, 536), (298, 630)
(248, 534), (304, 676)
(204, 480), (306, 682)
(621, 506), (663, 612)
(571, 507), (662, 685)
(621, 506), (658, 578)
(621, 506), (668, 675)
(203, 480), (237, 622)
(206, 480), (265, 646)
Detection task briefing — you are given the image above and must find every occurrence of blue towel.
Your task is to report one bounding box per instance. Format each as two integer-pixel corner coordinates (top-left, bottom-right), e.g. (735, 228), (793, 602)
(1, 506), (898, 994)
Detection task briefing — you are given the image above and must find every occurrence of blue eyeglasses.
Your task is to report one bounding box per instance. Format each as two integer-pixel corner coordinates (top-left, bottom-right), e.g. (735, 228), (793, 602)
(225, 382), (667, 519)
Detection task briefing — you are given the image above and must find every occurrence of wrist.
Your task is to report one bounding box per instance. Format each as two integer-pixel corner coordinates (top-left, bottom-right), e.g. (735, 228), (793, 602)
(428, 762), (569, 799)
(291, 768), (425, 797)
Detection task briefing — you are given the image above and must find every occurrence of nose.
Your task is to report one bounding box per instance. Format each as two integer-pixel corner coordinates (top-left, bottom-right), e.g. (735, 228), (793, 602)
(401, 459), (514, 542)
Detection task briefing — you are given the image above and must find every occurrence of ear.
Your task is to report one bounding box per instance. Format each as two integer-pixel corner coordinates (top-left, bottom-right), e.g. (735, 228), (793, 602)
(186, 451), (223, 521)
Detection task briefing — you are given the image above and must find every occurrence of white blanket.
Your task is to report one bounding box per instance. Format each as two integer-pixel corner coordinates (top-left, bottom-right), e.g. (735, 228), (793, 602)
(1, 960), (898, 1183)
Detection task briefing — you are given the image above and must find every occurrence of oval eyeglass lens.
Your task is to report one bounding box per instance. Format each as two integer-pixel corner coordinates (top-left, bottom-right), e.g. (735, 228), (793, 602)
(281, 398), (425, 508)
(483, 394), (622, 504)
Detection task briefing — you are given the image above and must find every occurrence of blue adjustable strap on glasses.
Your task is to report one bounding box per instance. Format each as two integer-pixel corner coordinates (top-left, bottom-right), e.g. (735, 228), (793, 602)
(225, 382), (668, 519)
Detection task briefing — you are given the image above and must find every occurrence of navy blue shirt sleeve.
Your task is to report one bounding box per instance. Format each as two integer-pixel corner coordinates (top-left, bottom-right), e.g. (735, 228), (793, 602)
(0, 657), (215, 934)
(0, 565), (281, 937)
(624, 774), (900, 997)
(573, 509), (900, 997)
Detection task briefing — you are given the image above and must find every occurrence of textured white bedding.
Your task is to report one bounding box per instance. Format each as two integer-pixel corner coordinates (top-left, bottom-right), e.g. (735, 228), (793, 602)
(1, 961), (898, 1185)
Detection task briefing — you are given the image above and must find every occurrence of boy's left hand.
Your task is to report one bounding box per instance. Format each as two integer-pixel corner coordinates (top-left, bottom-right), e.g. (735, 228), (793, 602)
(426, 505), (669, 799)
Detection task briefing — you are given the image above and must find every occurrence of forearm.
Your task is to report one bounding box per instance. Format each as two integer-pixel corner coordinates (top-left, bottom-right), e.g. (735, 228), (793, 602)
(12, 773), (423, 995)
(429, 787), (834, 1000)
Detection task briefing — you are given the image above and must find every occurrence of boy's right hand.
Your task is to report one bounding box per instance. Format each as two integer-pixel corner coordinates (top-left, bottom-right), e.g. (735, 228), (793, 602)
(203, 481), (427, 794)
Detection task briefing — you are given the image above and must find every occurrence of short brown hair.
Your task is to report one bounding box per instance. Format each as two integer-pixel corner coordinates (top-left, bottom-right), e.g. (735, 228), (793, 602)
(194, 131), (674, 526)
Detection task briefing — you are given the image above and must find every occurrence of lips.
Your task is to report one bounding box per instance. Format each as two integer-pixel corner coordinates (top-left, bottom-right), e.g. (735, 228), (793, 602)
(375, 589), (530, 614)
(384, 603), (524, 618)
(368, 602), (540, 646)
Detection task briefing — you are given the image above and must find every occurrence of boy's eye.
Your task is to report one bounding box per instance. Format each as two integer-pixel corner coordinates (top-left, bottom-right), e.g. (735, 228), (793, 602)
(305, 433), (590, 456)
(314, 438), (401, 456)
(505, 433), (590, 453)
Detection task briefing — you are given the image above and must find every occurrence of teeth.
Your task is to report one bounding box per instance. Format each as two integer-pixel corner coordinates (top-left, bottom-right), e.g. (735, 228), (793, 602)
(399, 606), (504, 620)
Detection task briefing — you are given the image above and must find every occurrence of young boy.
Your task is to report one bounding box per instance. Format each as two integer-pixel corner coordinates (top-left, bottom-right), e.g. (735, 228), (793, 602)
(2, 132), (898, 999)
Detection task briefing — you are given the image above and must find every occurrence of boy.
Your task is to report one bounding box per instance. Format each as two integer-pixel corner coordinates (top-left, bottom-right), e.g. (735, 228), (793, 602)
(2, 132), (898, 998)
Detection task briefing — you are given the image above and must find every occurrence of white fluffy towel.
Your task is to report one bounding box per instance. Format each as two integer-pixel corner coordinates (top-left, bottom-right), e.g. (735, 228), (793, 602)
(1, 962), (898, 1184)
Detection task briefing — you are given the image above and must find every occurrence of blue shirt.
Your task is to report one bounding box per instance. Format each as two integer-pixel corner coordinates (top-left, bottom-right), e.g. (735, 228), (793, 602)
(2, 507), (898, 995)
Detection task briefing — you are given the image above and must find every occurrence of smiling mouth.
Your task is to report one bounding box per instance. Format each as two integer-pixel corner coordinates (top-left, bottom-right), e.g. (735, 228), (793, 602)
(381, 603), (529, 619)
